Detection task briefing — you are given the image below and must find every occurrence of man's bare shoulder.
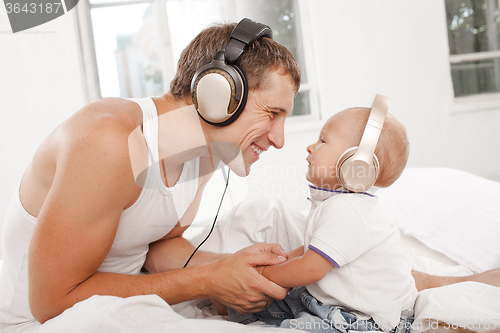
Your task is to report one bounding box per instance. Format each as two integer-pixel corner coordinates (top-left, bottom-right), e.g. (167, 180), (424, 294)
(23, 98), (146, 217)
(57, 97), (145, 170)
(66, 97), (142, 132)
(49, 98), (141, 154)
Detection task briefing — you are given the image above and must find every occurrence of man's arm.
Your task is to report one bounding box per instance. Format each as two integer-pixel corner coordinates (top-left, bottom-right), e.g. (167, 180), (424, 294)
(261, 248), (334, 288)
(28, 113), (288, 324)
(145, 236), (226, 272)
(144, 157), (225, 272)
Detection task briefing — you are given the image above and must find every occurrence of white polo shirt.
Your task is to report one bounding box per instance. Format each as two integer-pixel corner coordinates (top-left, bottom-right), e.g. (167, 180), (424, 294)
(304, 185), (417, 332)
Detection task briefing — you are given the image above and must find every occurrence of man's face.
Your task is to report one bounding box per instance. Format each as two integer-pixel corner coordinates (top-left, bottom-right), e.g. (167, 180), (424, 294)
(224, 69), (295, 176)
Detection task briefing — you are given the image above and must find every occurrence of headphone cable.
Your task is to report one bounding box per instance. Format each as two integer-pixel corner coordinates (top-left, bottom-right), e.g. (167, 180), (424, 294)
(183, 166), (230, 268)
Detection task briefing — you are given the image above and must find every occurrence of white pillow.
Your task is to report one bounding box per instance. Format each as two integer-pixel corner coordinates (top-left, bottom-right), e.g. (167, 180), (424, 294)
(377, 168), (500, 274)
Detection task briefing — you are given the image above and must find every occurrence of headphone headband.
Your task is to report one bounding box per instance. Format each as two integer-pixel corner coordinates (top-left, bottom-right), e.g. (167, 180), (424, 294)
(336, 94), (390, 193)
(352, 94), (390, 163)
(225, 18), (273, 63)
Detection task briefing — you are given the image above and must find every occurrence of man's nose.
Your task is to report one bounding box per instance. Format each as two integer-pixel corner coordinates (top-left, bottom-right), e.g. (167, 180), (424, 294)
(306, 144), (314, 154)
(268, 120), (285, 149)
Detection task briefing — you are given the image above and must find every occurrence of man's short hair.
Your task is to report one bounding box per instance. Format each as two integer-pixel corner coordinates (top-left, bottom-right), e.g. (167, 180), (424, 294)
(170, 22), (301, 99)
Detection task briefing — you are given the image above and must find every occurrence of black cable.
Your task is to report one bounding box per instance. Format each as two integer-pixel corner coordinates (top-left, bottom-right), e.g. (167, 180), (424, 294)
(183, 167), (230, 268)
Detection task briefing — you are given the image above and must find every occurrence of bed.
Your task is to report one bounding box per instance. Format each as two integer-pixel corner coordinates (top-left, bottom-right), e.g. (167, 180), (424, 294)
(177, 167), (500, 333)
(0, 167), (498, 332)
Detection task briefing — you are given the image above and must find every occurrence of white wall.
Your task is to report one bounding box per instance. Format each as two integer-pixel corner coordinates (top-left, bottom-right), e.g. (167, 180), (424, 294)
(2, 0), (500, 251)
(0, 10), (86, 257)
(246, 0), (500, 212)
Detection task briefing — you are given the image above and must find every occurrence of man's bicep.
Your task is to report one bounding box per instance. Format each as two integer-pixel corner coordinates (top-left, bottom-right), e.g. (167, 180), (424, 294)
(28, 125), (137, 305)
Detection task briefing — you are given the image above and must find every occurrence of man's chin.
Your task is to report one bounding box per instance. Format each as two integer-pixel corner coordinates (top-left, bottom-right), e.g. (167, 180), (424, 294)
(223, 154), (251, 177)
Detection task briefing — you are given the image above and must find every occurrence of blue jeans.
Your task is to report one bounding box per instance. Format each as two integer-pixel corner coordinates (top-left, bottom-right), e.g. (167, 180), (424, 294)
(228, 287), (414, 333)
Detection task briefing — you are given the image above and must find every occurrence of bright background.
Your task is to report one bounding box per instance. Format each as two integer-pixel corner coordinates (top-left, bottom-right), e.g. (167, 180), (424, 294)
(1, 1), (500, 248)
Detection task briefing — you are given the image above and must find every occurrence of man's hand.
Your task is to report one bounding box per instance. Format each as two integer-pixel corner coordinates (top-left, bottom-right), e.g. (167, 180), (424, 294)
(202, 243), (288, 314)
(237, 242), (288, 259)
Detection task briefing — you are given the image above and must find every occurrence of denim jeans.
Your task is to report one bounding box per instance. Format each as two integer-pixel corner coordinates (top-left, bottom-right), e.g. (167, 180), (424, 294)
(228, 287), (414, 333)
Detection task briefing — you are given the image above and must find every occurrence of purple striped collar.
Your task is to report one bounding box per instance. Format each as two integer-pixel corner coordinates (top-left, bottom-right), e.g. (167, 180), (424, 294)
(308, 184), (377, 201)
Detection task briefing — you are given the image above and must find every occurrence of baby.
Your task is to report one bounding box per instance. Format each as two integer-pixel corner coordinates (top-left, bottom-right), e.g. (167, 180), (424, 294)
(227, 104), (417, 333)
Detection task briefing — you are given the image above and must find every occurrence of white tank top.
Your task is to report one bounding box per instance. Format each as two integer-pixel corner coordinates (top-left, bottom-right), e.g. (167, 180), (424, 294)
(0, 97), (200, 327)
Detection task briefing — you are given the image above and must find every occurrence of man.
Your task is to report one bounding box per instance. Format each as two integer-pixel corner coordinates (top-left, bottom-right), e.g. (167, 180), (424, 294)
(0, 20), (300, 329)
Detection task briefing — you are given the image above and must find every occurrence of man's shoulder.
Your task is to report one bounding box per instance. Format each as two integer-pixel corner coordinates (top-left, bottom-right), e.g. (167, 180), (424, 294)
(50, 97), (146, 172)
(62, 97), (141, 139)
(80, 97), (143, 127)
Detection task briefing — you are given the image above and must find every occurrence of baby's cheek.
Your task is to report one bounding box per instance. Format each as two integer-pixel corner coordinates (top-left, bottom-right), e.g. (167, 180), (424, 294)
(316, 165), (336, 180)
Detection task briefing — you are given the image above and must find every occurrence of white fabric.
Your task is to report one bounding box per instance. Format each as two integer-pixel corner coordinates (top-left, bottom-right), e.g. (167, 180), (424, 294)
(193, 196), (306, 254)
(304, 186), (417, 332)
(0, 97), (200, 329)
(193, 184), (500, 333)
(1, 165), (499, 332)
(0, 197), (304, 333)
(1, 295), (298, 333)
(377, 167), (500, 274)
(412, 282), (500, 333)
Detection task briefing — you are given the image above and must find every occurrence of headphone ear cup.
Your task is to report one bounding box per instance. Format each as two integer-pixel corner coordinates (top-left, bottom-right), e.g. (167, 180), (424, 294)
(336, 147), (357, 189)
(336, 147), (380, 192)
(191, 61), (247, 126)
(192, 68), (237, 116)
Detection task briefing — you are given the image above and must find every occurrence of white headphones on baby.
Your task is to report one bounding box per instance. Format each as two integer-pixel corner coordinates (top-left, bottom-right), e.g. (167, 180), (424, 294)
(336, 94), (390, 193)
(190, 18), (273, 126)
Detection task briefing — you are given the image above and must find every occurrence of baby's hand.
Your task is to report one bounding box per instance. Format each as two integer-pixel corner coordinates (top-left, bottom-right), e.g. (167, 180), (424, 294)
(254, 265), (267, 275)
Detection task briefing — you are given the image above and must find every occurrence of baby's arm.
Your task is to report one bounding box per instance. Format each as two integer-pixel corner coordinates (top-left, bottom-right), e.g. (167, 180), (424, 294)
(262, 248), (334, 288)
(287, 246), (305, 260)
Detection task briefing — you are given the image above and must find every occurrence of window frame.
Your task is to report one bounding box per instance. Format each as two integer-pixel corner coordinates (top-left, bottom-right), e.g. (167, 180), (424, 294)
(73, 0), (321, 121)
(446, 0), (500, 114)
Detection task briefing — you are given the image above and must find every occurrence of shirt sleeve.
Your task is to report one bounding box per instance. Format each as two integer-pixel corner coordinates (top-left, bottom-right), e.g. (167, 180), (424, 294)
(308, 197), (371, 268)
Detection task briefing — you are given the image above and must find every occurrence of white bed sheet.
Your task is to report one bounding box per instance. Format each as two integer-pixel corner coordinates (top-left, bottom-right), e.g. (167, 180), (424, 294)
(0, 167), (499, 332)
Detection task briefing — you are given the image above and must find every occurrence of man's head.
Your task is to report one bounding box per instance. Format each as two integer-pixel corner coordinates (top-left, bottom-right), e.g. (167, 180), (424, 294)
(306, 107), (410, 190)
(170, 22), (300, 100)
(170, 22), (301, 177)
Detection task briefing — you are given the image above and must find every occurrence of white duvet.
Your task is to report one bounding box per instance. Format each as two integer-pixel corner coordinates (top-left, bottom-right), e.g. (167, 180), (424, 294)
(0, 168), (499, 333)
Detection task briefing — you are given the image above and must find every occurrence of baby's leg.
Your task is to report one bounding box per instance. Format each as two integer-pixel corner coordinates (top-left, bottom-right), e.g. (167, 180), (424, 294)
(412, 268), (500, 291)
(209, 298), (228, 316)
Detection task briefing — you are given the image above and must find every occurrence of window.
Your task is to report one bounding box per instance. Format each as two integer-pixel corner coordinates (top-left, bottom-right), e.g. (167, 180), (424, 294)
(76, 0), (316, 117)
(445, 0), (500, 97)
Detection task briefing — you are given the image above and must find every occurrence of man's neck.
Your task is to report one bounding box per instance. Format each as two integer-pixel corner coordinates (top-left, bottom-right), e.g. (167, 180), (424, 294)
(154, 93), (212, 171)
(153, 92), (244, 176)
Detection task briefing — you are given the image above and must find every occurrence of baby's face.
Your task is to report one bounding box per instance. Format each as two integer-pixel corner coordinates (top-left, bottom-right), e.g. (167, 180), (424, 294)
(306, 117), (349, 189)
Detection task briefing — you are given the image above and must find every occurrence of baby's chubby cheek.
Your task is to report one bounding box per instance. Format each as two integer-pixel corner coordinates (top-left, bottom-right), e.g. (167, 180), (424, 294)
(307, 165), (338, 187)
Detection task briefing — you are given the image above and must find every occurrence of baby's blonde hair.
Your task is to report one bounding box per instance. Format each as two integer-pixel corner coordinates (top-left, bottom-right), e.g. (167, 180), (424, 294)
(336, 107), (410, 188)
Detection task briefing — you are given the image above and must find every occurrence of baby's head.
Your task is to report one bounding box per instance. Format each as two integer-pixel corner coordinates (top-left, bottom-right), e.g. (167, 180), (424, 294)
(306, 107), (409, 190)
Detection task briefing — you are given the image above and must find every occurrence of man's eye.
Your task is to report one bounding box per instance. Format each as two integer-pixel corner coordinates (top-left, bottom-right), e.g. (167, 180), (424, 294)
(320, 139), (326, 143)
(270, 111), (279, 116)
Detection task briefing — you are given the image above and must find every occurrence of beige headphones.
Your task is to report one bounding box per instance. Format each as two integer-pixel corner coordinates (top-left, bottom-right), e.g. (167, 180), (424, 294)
(191, 18), (272, 126)
(336, 94), (390, 193)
